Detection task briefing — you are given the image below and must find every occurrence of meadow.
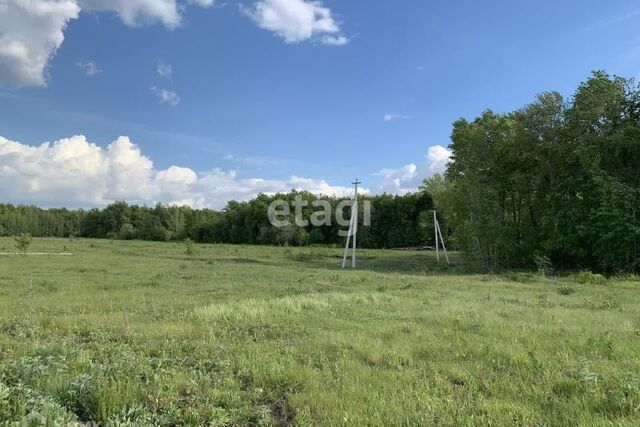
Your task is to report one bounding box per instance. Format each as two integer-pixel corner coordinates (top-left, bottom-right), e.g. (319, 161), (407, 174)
(0, 238), (639, 426)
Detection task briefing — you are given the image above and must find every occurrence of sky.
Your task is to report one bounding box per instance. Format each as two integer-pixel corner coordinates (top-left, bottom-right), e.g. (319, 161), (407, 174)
(1, 0), (639, 209)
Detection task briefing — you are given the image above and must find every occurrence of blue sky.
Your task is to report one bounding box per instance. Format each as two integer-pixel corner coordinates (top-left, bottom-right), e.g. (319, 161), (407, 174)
(1, 0), (639, 208)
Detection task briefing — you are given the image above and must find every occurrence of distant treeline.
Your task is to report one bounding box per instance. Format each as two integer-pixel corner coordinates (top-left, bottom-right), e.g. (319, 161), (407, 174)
(0, 191), (436, 249)
(431, 71), (640, 273)
(3, 71), (637, 273)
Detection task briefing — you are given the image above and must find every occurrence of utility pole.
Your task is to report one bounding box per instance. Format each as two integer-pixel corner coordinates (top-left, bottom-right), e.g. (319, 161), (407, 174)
(342, 179), (362, 269)
(433, 210), (440, 263)
(432, 210), (450, 265)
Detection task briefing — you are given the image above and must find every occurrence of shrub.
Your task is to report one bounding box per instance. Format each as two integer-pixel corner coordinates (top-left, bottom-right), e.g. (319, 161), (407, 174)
(119, 223), (137, 240)
(182, 238), (195, 256)
(533, 252), (553, 276)
(576, 271), (607, 285)
(14, 233), (32, 255)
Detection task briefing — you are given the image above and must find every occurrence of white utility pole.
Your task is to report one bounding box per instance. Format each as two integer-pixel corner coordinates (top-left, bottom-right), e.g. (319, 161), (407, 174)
(433, 210), (440, 263)
(432, 210), (450, 265)
(342, 179), (362, 269)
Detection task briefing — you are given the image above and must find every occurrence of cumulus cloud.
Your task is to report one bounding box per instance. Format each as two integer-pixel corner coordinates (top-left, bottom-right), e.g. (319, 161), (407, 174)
(0, 0), (80, 87)
(288, 176), (362, 197)
(427, 145), (451, 172)
(151, 86), (180, 106)
(246, 0), (348, 45)
(0, 0), (213, 87)
(375, 145), (451, 194)
(0, 134), (362, 209)
(0, 0), (349, 87)
(76, 60), (101, 75)
(375, 164), (418, 194)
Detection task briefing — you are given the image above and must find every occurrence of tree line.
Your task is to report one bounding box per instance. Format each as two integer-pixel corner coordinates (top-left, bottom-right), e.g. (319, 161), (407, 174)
(431, 71), (639, 273)
(0, 191), (436, 249)
(1, 71), (637, 272)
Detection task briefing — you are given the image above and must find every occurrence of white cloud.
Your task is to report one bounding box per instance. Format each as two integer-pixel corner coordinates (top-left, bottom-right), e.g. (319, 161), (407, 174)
(374, 145), (451, 194)
(157, 59), (172, 79)
(0, 0), (80, 87)
(375, 164), (418, 194)
(383, 113), (410, 122)
(0, 134), (364, 209)
(427, 145), (451, 172)
(76, 60), (101, 75)
(246, 0), (347, 45)
(0, 0), (348, 87)
(288, 176), (363, 198)
(78, 0), (181, 28)
(187, 0), (215, 6)
(321, 34), (348, 46)
(151, 86), (180, 106)
(0, 0), (212, 87)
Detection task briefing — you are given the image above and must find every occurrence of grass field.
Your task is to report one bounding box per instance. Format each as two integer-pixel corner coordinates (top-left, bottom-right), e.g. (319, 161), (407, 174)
(0, 238), (639, 426)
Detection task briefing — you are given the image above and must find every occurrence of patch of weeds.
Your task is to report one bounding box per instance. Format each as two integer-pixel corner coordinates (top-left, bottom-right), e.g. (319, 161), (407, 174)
(1, 318), (38, 340)
(571, 359), (599, 387)
(584, 298), (620, 311)
(139, 280), (160, 288)
(72, 322), (110, 344)
(552, 378), (584, 398)
(557, 285), (577, 296)
(537, 294), (554, 308)
(2, 354), (68, 386)
(503, 272), (538, 283)
(576, 271), (607, 285)
(36, 279), (58, 292)
(597, 377), (640, 417)
(586, 335), (615, 359)
(154, 271), (203, 281)
(449, 377), (466, 388)
(0, 383), (78, 425)
(54, 373), (147, 424)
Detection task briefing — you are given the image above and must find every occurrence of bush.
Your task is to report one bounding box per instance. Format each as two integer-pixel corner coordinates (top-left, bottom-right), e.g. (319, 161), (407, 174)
(533, 253), (553, 276)
(14, 233), (32, 255)
(576, 271), (607, 285)
(119, 223), (137, 240)
(182, 238), (195, 256)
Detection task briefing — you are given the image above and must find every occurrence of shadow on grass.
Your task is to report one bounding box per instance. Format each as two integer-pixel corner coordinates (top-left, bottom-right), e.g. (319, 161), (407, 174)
(290, 250), (483, 276)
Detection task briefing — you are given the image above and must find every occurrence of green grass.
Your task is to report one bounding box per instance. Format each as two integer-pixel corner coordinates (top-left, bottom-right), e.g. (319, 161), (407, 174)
(0, 238), (639, 426)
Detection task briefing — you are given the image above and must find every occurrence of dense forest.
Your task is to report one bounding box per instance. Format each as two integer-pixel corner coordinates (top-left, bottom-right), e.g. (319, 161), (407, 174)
(0, 191), (435, 249)
(433, 71), (640, 274)
(1, 72), (638, 273)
